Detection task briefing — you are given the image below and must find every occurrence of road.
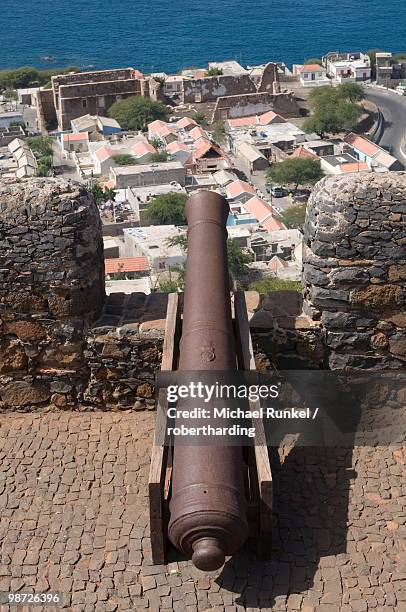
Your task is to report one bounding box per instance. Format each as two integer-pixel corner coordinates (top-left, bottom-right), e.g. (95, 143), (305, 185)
(365, 87), (406, 166)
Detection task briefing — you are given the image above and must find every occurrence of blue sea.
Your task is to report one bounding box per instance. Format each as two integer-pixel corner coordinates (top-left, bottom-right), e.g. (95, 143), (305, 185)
(1, 0), (405, 73)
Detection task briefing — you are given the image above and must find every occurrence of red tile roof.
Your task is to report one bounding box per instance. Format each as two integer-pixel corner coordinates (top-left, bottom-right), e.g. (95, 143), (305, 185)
(95, 146), (115, 161)
(190, 126), (209, 141)
(177, 117), (197, 129)
(167, 140), (190, 153)
(226, 180), (256, 199)
(157, 124), (176, 138)
(292, 146), (318, 159)
(228, 116), (258, 128)
(344, 133), (380, 157)
(300, 64), (325, 72)
(148, 119), (167, 133)
(340, 162), (370, 173)
(132, 141), (156, 157)
(258, 110), (286, 125)
(194, 141), (223, 160)
(63, 132), (88, 142)
(244, 196), (283, 231)
(105, 257), (150, 275)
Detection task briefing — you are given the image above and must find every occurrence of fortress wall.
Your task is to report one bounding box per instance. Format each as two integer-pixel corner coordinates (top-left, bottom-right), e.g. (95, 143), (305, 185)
(0, 174), (404, 410)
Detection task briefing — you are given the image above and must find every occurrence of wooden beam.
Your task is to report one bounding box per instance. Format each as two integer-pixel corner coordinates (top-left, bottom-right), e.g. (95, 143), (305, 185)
(148, 293), (179, 564)
(234, 291), (273, 558)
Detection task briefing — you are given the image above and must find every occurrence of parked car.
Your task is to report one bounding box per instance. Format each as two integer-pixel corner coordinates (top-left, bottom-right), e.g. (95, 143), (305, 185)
(267, 184), (286, 198)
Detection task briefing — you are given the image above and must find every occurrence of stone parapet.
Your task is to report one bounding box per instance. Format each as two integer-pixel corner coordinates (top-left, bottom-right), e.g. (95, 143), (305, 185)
(0, 173), (405, 410)
(303, 172), (406, 369)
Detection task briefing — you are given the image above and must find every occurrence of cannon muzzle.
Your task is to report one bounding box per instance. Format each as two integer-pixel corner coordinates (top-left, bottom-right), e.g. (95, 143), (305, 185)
(167, 191), (249, 571)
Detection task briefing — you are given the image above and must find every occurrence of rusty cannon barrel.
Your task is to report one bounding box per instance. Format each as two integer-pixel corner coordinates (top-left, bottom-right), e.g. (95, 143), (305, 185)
(167, 191), (249, 571)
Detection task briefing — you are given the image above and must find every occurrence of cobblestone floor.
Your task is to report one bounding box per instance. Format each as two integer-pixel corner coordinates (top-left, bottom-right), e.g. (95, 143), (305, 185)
(0, 412), (404, 612)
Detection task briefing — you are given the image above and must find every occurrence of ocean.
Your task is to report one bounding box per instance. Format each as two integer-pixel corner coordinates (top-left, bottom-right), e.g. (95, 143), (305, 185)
(1, 0), (405, 73)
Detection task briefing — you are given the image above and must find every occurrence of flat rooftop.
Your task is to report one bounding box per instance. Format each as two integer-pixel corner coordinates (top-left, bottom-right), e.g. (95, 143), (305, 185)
(113, 161), (184, 175)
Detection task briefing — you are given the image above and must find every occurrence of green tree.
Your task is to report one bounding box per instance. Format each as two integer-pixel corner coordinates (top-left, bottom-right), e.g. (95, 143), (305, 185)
(3, 89), (18, 103)
(150, 137), (162, 150)
(150, 151), (169, 162)
(88, 181), (116, 205)
(0, 65), (80, 91)
(393, 53), (406, 62)
(89, 182), (105, 206)
(166, 234), (252, 280)
(249, 278), (301, 292)
(145, 193), (187, 225)
(305, 58), (323, 65)
(227, 239), (252, 278)
(282, 204), (307, 229)
(303, 85), (363, 137)
(192, 111), (207, 126)
(267, 158), (324, 193)
(108, 95), (167, 131)
(212, 120), (226, 144)
(0, 67), (40, 89)
(104, 187), (117, 201)
(27, 136), (53, 157)
(206, 67), (223, 77)
(338, 82), (364, 102)
(158, 278), (181, 293)
(113, 154), (137, 166)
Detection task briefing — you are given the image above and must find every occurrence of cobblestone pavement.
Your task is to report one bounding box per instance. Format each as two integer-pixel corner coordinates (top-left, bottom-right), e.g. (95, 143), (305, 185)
(0, 412), (404, 612)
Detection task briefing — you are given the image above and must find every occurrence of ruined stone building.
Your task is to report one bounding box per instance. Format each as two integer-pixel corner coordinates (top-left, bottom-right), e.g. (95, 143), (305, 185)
(0, 172), (405, 411)
(35, 62), (299, 133)
(44, 68), (146, 131)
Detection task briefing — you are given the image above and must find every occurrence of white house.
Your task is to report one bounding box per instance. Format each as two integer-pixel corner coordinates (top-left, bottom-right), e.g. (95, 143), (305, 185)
(294, 64), (330, 87)
(324, 52), (371, 83)
(123, 225), (186, 272)
(131, 141), (157, 163)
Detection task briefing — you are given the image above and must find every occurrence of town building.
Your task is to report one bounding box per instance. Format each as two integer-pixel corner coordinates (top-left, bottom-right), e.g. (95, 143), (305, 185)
(104, 256), (151, 276)
(293, 64), (330, 87)
(320, 153), (370, 175)
(226, 180), (257, 203)
(375, 52), (393, 85)
(249, 228), (303, 262)
(8, 138), (37, 178)
(213, 169), (238, 187)
(303, 140), (335, 157)
(192, 140), (227, 173)
(228, 121), (307, 158)
(323, 52), (371, 82)
(243, 196), (284, 231)
(111, 160), (186, 189)
(122, 225), (186, 272)
(236, 142), (269, 175)
(17, 87), (44, 106)
(0, 125), (25, 147)
(60, 132), (89, 155)
(227, 110), (286, 129)
(132, 141), (157, 163)
(0, 111), (24, 129)
(71, 114), (122, 137)
(166, 141), (192, 165)
(344, 133), (403, 171)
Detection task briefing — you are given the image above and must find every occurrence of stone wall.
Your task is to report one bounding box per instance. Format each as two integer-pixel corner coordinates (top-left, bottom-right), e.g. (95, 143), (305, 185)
(303, 172), (406, 370)
(0, 179), (105, 409)
(212, 91), (300, 121)
(34, 89), (57, 133)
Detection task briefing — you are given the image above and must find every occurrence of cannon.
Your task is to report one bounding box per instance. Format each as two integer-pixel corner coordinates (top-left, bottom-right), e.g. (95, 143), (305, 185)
(167, 191), (249, 571)
(148, 191), (273, 571)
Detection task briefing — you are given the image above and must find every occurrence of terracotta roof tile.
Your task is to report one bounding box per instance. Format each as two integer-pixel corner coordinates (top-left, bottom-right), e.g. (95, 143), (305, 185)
(105, 257), (150, 275)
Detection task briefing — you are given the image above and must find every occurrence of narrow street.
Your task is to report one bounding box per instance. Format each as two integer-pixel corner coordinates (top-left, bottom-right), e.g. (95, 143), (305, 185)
(365, 87), (406, 166)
